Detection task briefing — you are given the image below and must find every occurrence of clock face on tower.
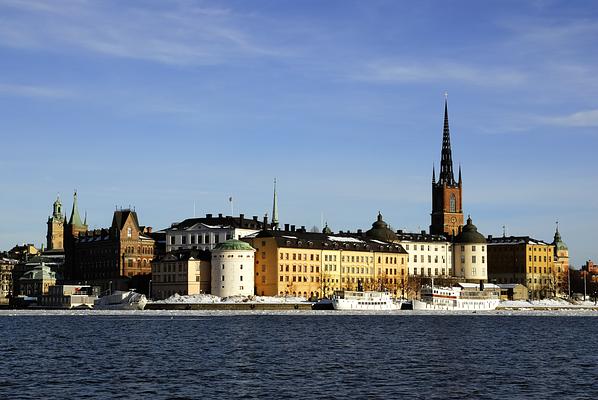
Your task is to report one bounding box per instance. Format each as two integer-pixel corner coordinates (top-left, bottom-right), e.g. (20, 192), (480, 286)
(451, 217), (457, 223)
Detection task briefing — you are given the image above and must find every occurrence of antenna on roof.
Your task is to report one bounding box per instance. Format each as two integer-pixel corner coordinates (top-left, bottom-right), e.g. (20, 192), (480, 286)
(502, 225), (506, 237)
(229, 196), (234, 216)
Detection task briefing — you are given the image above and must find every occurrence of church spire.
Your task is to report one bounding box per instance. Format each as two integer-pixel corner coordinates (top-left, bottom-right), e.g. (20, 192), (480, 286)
(439, 93), (455, 185)
(432, 164), (436, 184)
(272, 178), (279, 230)
(68, 191), (84, 228)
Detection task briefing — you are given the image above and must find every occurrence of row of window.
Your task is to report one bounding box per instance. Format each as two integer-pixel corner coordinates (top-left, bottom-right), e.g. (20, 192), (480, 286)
(528, 266), (553, 274)
(459, 255), (485, 264)
(529, 255), (552, 262)
(280, 253), (403, 265)
(411, 255), (447, 264)
(404, 244), (448, 251)
(169, 233), (237, 246)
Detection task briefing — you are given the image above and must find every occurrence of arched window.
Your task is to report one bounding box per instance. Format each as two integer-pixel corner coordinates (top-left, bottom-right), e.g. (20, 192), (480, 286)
(449, 194), (456, 213)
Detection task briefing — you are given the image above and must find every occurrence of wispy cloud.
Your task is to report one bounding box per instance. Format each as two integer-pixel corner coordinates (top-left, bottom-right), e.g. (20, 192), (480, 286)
(0, 0), (288, 65)
(541, 109), (598, 128)
(0, 83), (72, 98)
(350, 60), (526, 87)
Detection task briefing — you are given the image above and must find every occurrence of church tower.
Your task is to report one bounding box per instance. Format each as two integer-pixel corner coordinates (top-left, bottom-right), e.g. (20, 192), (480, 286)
(46, 195), (65, 250)
(63, 191), (88, 280)
(430, 96), (464, 236)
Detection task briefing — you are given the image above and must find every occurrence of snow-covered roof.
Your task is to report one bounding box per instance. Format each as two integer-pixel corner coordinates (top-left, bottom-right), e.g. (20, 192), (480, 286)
(327, 236), (364, 243)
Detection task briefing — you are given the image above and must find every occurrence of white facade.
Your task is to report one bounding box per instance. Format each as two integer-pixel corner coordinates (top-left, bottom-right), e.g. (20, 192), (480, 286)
(166, 216), (261, 252)
(453, 243), (487, 281)
(211, 244), (255, 297)
(395, 235), (452, 277)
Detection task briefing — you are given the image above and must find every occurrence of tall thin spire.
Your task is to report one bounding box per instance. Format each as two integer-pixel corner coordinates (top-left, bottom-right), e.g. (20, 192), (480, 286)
(439, 94), (455, 185)
(432, 164), (436, 184)
(68, 190), (84, 227)
(458, 164), (462, 185)
(272, 178), (279, 229)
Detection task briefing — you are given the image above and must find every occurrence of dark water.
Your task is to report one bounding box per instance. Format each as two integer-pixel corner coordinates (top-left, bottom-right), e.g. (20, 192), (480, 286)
(1, 312), (597, 399)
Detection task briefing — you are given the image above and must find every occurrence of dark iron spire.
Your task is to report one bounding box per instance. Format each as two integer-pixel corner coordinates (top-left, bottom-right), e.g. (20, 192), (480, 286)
(439, 94), (455, 185)
(432, 164), (436, 184)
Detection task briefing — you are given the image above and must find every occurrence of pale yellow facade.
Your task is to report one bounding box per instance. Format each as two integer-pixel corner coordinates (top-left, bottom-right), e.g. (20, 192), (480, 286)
(151, 256), (211, 300)
(248, 236), (408, 299)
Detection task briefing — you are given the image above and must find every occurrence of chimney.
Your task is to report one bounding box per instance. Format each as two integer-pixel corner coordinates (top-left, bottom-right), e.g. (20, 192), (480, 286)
(146, 227), (152, 234)
(397, 229), (403, 234)
(421, 230), (426, 235)
(284, 223), (290, 231)
(206, 213), (212, 218)
(357, 229), (362, 234)
(240, 213), (244, 221)
(291, 225), (295, 232)
(301, 226), (305, 231)
(218, 213), (223, 218)
(252, 216), (258, 221)
(263, 214), (269, 228)
(488, 235), (493, 240)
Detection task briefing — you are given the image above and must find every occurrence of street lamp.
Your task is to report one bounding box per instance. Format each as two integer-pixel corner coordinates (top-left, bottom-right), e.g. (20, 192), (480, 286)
(148, 279), (152, 300)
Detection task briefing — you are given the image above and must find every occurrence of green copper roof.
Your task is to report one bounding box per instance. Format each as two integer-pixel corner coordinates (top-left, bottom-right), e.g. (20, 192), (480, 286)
(214, 239), (255, 251)
(68, 191), (85, 228)
(553, 227), (568, 251)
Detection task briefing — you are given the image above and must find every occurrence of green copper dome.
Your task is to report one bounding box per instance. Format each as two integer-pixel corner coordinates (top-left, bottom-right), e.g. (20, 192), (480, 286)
(214, 239), (255, 251)
(553, 227), (568, 251)
(365, 212), (397, 242)
(455, 216), (486, 244)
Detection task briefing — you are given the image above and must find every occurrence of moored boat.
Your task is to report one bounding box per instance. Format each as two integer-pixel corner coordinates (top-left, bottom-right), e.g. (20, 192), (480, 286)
(332, 290), (402, 311)
(413, 282), (500, 311)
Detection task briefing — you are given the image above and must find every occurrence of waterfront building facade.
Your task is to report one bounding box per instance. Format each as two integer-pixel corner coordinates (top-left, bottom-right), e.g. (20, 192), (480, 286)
(18, 262), (56, 296)
(430, 98), (464, 236)
(151, 249), (211, 300)
(394, 231), (452, 277)
(244, 225), (408, 299)
(211, 239), (256, 297)
(453, 217), (488, 282)
(74, 209), (155, 291)
(0, 257), (17, 304)
(487, 236), (556, 299)
(166, 214), (264, 252)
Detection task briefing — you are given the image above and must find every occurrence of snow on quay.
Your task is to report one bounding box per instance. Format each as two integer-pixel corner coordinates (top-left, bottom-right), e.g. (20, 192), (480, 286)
(152, 293), (310, 305)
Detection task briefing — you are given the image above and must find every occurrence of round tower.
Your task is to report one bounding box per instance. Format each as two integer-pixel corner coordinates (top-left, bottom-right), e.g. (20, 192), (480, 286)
(211, 239), (256, 297)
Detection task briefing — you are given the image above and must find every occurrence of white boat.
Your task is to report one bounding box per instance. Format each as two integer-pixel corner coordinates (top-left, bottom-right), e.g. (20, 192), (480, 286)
(413, 282), (500, 311)
(332, 290), (402, 311)
(94, 290), (148, 310)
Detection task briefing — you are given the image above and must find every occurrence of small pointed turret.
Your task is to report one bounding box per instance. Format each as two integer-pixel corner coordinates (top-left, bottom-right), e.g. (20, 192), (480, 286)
(272, 178), (279, 230)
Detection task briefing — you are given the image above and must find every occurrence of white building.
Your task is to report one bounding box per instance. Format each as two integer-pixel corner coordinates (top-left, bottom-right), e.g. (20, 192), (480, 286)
(453, 216), (488, 282)
(166, 213), (264, 252)
(394, 231), (453, 277)
(211, 239), (255, 297)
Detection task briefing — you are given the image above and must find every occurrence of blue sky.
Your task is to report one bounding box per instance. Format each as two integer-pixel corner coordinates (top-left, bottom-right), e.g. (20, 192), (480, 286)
(0, 0), (596, 266)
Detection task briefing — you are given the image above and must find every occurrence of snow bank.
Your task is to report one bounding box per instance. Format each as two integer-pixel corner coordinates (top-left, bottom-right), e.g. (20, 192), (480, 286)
(152, 293), (309, 304)
(501, 299), (597, 308)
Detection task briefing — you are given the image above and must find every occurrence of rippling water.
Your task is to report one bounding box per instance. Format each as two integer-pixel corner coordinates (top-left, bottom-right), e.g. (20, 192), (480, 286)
(1, 311), (597, 399)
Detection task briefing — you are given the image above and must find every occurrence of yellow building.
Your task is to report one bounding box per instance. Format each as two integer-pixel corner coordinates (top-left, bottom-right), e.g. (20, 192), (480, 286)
(244, 227), (408, 299)
(151, 250), (211, 300)
(487, 236), (557, 299)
